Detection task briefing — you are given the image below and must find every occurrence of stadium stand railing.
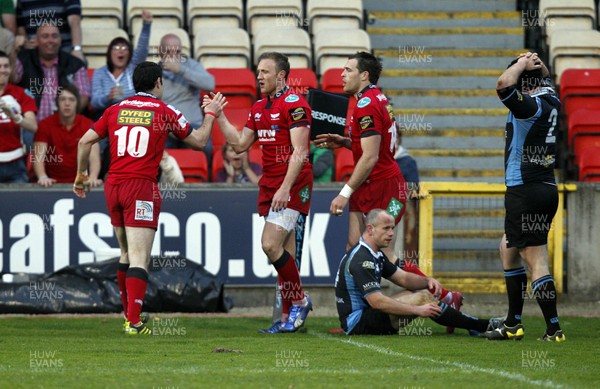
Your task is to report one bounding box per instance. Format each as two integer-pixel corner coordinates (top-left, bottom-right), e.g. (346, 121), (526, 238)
(416, 182), (576, 293)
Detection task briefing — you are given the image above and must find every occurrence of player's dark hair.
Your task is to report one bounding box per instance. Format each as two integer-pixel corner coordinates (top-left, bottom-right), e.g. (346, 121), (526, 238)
(106, 37), (133, 73)
(56, 83), (81, 112)
(508, 58), (544, 92)
(0, 50), (8, 60)
(133, 61), (162, 93)
(257, 52), (290, 81)
(348, 51), (382, 85)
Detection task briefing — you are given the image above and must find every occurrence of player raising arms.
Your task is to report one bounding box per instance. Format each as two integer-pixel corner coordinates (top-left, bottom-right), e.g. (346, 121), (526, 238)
(315, 52), (464, 332)
(204, 52), (313, 334)
(73, 61), (227, 335)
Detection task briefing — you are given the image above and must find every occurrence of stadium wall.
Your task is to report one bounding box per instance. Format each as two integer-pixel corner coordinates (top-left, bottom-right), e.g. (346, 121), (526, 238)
(0, 185), (348, 287)
(567, 183), (600, 301)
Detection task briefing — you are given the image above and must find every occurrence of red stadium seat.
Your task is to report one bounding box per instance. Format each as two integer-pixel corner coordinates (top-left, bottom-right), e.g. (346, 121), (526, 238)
(578, 148), (600, 182)
(166, 148), (208, 182)
(287, 68), (318, 97)
(559, 69), (600, 119)
(335, 147), (354, 182)
(320, 68), (344, 94)
(567, 109), (600, 161)
(207, 68), (258, 109)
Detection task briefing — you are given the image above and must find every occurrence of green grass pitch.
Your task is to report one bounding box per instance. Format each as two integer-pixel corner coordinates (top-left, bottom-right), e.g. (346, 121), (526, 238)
(1, 315), (599, 388)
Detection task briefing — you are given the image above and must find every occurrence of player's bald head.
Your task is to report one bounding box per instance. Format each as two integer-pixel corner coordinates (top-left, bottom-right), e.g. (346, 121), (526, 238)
(365, 209), (394, 227)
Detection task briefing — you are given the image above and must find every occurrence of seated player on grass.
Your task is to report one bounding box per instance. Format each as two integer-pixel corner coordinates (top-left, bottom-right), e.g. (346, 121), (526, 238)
(335, 208), (502, 335)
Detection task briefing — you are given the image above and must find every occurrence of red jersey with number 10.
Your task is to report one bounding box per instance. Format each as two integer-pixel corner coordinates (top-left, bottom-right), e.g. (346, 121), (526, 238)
(349, 85), (401, 181)
(93, 93), (192, 183)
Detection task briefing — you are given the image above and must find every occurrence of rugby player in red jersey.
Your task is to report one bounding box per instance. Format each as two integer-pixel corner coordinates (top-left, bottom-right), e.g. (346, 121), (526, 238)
(315, 52), (464, 332)
(73, 62), (227, 335)
(203, 52), (313, 334)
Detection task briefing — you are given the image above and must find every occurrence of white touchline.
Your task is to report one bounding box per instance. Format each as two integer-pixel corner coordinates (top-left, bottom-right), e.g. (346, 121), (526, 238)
(316, 334), (567, 389)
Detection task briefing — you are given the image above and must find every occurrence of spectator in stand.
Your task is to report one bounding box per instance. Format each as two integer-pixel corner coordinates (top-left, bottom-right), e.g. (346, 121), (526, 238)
(15, 23), (90, 124)
(310, 142), (333, 182)
(0, 0), (16, 57)
(90, 10), (152, 119)
(0, 49), (37, 183)
(214, 143), (261, 183)
(158, 33), (214, 149)
(15, 0), (84, 61)
(159, 150), (184, 185)
(32, 83), (101, 187)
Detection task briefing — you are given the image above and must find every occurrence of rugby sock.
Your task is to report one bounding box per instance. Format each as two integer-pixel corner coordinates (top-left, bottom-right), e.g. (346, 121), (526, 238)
(278, 274), (291, 321)
(532, 275), (561, 335)
(432, 302), (489, 333)
(117, 262), (129, 317)
(126, 267), (149, 326)
(273, 250), (304, 304)
(397, 259), (450, 300)
(503, 267), (527, 327)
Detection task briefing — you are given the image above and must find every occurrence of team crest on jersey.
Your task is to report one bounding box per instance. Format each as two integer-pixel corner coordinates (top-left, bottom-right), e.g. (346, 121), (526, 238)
(135, 200), (154, 221)
(285, 94), (300, 103)
(357, 97), (371, 108)
(359, 115), (375, 130)
(254, 112), (262, 121)
(289, 107), (307, 122)
(299, 185), (311, 204)
(362, 261), (375, 269)
(386, 197), (403, 218)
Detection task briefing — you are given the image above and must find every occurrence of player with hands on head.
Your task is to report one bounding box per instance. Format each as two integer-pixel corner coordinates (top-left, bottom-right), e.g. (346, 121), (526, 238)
(482, 52), (565, 342)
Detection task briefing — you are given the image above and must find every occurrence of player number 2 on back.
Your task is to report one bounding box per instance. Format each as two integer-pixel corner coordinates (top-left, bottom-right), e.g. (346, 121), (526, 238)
(546, 108), (557, 144)
(114, 125), (150, 157)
